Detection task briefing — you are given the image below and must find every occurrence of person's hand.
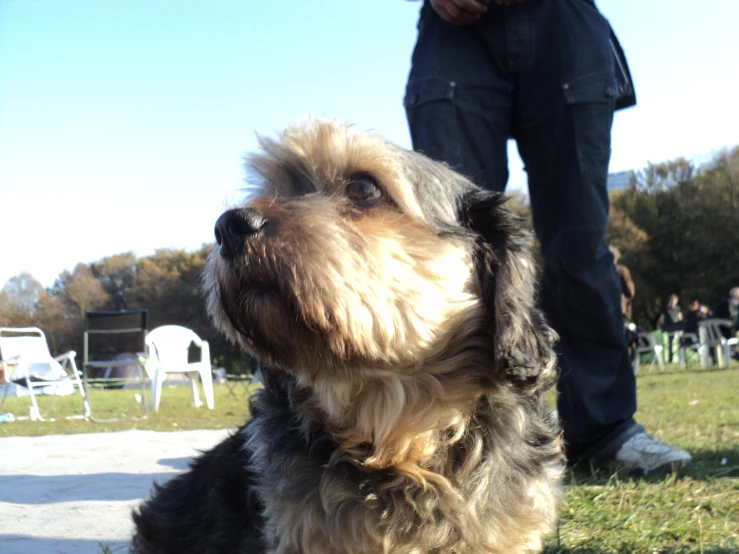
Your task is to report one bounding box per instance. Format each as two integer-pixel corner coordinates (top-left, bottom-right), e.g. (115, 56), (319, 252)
(429, 0), (489, 26)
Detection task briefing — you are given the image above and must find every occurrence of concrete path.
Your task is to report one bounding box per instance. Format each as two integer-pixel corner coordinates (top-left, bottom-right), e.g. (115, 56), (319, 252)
(0, 429), (232, 554)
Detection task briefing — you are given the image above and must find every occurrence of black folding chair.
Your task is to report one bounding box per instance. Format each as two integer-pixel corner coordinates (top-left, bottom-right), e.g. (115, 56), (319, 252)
(83, 309), (150, 421)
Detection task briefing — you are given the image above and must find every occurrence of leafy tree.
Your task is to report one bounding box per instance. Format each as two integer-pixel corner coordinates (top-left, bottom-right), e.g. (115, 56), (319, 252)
(90, 252), (138, 310)
(0, 272), (73, 353)
(610, 148), (739, 327)
(0, 272), (44, 319)
(54, 263), (110, 318)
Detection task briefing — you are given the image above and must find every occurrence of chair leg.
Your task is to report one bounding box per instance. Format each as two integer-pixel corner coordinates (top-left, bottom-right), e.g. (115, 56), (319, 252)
(200, 369), (215, 410)
(655, 346), (665, 373)
(137, 363), (149, 418)
(26, 380), (43, 421)
(152, 370), (165, 412)
(42, 382), (60, 418)
(190, 373), (203, 408)
(71, 372), (92, 419)
(722, 344), (730, 369)
(699, 345), (708, 369)
(0, 381), (10, 413)
(1, 381), (11, 412)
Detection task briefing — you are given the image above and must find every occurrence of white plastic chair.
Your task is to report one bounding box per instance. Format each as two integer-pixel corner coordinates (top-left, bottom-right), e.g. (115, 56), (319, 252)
(678, 332), (699, 368)
(633, 332), (665, 374)
(0, 327), (91, 420)
(697, 319), (738, 369)
(145, 325), (214, 411)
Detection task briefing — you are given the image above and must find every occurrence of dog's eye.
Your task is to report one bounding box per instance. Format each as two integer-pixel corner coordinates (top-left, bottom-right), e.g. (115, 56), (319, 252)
(346, 176), (382, 204)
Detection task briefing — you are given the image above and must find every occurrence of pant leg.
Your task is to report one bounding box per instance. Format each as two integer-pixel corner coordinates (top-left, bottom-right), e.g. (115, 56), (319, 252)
(405, 0), (640, 462)
(404, 2), (513, 192)
(507, 0), (639, 461)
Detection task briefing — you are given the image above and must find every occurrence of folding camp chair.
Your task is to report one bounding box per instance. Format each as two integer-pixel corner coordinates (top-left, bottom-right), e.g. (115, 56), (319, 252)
(83, 309), (150, 421)
(0, 327), (90, 420)
(145, 325), (214, 411)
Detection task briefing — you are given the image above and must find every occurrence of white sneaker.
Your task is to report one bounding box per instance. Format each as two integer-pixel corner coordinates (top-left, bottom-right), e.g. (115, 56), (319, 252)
(613, 432), (691, 475)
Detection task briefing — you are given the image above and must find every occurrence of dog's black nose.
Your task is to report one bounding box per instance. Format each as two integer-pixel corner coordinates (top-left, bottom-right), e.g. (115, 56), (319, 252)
(214, 208), (268, 259)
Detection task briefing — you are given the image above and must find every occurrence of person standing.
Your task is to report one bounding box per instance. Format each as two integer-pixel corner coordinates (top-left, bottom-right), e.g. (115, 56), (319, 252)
(658, 294), (683, 364)
(404, 0), (691, 473)
(659, 295), (683, 332)
(610, 246), (635, 323)
(683, 299), (707, 336)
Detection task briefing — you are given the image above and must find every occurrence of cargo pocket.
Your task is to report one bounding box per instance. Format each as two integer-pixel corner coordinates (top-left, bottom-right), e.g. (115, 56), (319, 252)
(404, 77), (463, 170)
(562, 71), (617, 180)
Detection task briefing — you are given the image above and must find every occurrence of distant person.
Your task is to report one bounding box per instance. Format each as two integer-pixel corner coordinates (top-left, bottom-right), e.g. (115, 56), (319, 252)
(609, 246), (635, 323)
(658, 294), (682, 363)
(712, 287), (739, 339)
(659, 295), (683, 331)
(712, 287), (739, 361)
(683, 299), (707, 336)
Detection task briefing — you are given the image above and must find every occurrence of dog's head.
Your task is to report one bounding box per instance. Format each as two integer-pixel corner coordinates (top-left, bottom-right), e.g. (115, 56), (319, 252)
(206, 119), (553, 386)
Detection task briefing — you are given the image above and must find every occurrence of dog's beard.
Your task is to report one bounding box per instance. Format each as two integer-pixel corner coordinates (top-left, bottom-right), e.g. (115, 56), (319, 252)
(206, 194), (479, 373)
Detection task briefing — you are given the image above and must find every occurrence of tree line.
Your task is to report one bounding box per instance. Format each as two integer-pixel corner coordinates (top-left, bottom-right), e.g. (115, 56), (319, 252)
(0, 247), (251, 374)
(1, 146), (737, 365)
(607, 145), (738, 327)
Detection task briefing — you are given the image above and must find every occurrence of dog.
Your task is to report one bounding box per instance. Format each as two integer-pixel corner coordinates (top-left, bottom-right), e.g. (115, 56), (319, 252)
(131, 120), (564, 553)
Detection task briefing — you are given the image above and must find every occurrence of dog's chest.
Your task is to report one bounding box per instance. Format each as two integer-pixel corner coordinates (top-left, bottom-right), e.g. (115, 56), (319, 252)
(247, 413), (459, 554)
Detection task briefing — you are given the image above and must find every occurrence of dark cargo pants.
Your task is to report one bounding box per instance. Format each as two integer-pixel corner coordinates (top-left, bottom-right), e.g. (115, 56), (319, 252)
(405, 0), (641, 461)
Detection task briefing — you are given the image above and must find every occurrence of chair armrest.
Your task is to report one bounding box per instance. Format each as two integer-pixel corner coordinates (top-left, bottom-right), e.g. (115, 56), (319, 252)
(54, 351), (77, 362)
(54, 351), (80, 376)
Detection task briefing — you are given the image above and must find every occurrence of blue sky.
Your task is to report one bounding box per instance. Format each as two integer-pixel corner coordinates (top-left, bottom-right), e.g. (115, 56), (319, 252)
(1, 0), (738, 288)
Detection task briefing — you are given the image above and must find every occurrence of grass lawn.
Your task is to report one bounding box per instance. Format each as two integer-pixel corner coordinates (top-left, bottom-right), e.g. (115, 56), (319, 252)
(0, 381), (254, 435)
(545, 364), (739, 553)
(2, 365), (738, 553)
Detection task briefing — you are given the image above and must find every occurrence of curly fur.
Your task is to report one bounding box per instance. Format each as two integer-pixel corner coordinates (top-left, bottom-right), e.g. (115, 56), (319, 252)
(131, 119), (564, 554)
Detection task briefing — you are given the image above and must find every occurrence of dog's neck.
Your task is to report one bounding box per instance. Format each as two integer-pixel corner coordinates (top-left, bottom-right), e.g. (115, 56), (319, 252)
(293, 305), (497, 489)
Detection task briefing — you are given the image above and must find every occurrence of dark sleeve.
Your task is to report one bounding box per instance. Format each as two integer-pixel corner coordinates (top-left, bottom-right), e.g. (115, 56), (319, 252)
(713, 299), (729, 320)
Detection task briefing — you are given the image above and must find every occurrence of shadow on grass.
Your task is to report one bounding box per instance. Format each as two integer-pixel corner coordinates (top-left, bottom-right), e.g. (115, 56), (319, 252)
(683, 446), (739, 478)
(564, 445), (738, 485)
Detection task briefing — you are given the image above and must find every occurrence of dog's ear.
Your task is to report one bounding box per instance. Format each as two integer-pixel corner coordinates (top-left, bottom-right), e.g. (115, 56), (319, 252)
(459, 190), (556, 388)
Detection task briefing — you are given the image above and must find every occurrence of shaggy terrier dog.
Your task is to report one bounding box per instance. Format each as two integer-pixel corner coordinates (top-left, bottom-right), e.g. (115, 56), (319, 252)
(131, 120), (564, 554)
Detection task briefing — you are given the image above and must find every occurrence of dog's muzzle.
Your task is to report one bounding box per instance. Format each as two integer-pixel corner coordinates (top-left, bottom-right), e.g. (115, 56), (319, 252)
(214, 208), (268, 260)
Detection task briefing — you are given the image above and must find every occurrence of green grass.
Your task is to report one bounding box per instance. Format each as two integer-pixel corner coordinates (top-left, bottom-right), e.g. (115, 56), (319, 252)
(545, 364), (739, 553)
(2, 366), (738, 553)
(0, 381), (254, 436)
